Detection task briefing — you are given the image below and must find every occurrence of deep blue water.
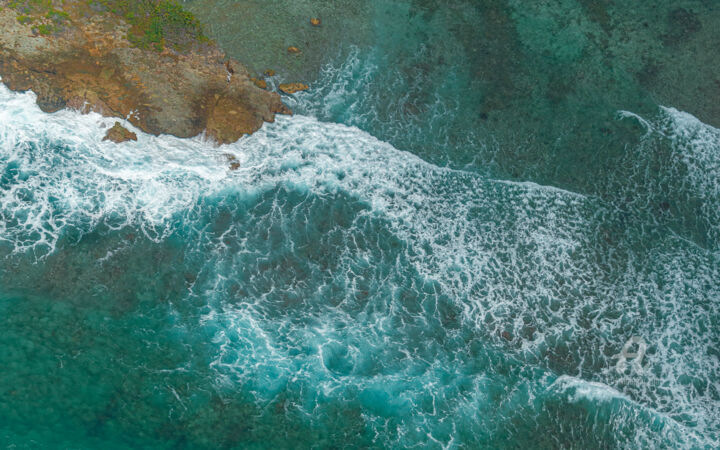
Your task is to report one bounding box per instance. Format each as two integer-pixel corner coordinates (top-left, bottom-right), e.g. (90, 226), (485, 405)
(1, 0), (720, 448)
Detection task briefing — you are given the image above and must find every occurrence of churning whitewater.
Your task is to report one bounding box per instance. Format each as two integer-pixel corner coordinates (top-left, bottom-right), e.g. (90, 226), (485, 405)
(0, 78), (718, 448)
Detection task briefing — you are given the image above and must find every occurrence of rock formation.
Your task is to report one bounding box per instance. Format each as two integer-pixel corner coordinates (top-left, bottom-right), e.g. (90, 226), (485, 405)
(279, 83), (310, 95)
(0, 1), (291, 144)
(103, 122), (137, 143)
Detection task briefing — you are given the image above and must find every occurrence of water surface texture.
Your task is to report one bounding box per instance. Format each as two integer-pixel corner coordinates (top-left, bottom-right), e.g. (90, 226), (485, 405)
(2, 0), (720, 448)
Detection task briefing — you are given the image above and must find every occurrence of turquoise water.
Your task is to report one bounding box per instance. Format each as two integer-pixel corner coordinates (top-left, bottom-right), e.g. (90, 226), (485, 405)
(2, 1), (720, 448)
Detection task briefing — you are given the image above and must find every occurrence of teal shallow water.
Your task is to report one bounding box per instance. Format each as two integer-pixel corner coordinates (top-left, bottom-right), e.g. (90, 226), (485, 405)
(2, 0), (720, 448)
(0, 83), (718, 447)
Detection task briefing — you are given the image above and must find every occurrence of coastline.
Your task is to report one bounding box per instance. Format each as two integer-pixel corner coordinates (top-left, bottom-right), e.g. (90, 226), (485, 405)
(0, 0), (291, 144)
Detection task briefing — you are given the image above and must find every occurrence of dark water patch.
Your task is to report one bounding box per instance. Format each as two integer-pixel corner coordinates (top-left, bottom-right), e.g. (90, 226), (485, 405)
(191, 0), (720, 209)
(663, 7), (702, 45)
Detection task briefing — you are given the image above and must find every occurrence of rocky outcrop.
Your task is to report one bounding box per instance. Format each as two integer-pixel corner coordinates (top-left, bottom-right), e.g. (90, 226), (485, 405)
(279, 83), (309, 94)
(0, 2), (291, 144)
(251, 78), (268, 89)
(103, 122), (137, 143)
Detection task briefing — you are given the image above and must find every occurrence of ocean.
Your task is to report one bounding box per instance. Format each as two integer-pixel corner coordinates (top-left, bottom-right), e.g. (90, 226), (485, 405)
(0, 0), (718, 448)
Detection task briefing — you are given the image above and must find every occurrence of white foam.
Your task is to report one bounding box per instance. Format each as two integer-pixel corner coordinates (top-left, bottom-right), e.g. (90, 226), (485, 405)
(1, 81), (719, 446)
(661, 106), (720, 245)
(552, 375), (631, 404)
(0, 83), (234, 254)
(550, 375), (710, 446)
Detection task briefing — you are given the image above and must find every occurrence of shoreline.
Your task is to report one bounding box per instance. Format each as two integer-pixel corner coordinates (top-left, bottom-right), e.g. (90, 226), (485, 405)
(0, 0), (292, 144)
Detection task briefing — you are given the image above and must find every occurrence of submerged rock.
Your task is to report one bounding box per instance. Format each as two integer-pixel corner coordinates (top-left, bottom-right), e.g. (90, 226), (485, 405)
(287, 46), (301, 54)
(252, 78), (268, 89)
(103, 122), (137, 143)
(310, 18), (321, 27)
(0, 2), (291, 145)
(278, 83), (309, 94)
(224, 153), (241, 170)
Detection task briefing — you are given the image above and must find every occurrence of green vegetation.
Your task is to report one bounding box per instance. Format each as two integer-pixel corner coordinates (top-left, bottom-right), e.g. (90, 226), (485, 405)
(7, 0), (207, 52)
(87, 0), (208, 51)
(36, 22), (53, 34)
(8, 0), (68, 34)
(16, 14), (33, 24)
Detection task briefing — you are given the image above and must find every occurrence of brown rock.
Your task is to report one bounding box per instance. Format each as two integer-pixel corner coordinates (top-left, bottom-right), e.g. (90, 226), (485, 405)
(278, 83), (309, 95)
(287, 46), (301, 54)
(252, 78), (267, 89)
(264, 69), (275, 77)
(310, 18), (321, 27)
(0, 5), (291, 145)
(225, 153), (241, 170)
(103, 122), (137, 143)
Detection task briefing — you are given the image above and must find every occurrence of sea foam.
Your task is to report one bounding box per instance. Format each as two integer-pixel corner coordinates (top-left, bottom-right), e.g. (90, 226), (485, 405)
(0, 80), (718, 447)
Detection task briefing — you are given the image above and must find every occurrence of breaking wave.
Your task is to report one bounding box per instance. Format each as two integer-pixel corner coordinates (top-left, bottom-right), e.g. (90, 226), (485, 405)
(0, 81), (718, 447)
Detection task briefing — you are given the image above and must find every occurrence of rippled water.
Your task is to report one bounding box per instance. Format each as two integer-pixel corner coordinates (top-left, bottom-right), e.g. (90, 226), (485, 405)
(1, 0), (719, 448)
